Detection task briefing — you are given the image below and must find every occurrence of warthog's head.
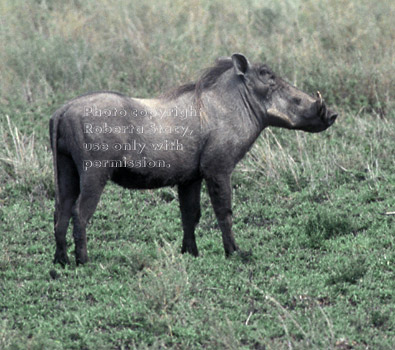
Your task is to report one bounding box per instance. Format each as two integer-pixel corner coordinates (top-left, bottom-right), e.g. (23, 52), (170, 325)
(232, 54), (337, 132)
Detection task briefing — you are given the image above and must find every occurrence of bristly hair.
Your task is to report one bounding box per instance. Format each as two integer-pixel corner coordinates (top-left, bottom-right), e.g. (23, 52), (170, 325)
(163, 58), (234, 101)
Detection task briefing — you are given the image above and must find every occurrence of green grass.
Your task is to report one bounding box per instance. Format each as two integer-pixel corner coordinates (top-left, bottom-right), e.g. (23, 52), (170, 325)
(0, 0), (394, 349)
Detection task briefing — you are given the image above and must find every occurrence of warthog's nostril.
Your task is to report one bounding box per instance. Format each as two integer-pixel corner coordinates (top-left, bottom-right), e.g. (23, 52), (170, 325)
(328, 113), (338, 125)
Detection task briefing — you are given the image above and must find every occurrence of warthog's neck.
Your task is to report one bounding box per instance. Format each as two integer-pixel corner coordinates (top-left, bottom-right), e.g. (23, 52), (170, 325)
(196, 85), (267, 166)
(203, 79), (267, 140)
(237, 86), (267, 132)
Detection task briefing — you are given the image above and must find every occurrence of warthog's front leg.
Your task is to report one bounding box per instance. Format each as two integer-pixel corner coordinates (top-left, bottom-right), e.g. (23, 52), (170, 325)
(178, 179), (202, 256)
(206, 175), (238, 256)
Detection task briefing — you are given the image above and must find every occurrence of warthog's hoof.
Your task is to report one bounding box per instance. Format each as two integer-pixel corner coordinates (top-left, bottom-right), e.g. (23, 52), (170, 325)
(224, 243), (239, 258)
(75, 251), (89, 265)
(53, 251), (70, 267)
(181, 241), (199, 257)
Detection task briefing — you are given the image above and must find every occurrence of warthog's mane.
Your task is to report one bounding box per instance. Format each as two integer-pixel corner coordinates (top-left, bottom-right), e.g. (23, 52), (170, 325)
(163, 58), (234, 101)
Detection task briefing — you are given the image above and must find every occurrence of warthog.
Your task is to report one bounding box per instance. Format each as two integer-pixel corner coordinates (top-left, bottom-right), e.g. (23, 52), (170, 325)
(50, 53), (337, 265)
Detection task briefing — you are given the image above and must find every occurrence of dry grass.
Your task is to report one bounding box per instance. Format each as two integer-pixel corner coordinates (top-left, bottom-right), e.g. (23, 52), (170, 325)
(0, 115), (52, 196)
(0, 0), (393, 115)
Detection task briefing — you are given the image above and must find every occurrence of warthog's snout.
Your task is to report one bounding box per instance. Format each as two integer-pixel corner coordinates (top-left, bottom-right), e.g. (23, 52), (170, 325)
(265, 85), (338, 133)
(316, 91), (338, 129)
(328, 113), (338, 125)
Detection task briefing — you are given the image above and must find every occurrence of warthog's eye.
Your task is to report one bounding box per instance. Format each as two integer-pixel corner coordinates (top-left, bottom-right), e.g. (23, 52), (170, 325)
(292, 97), (302, 105)
(259, 68), (276, 86)
(259, 68), (273, 78)
(259, 68), (268, 76)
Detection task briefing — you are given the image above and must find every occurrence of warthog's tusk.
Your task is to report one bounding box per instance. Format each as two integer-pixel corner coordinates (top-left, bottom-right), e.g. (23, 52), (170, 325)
(316, 91), (323, 105)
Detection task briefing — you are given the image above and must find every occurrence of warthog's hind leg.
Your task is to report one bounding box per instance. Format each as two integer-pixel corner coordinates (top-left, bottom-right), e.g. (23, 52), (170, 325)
(53, 154), (80, 266)
(178, 179), (202, 256)
(71, 174), (106, 265)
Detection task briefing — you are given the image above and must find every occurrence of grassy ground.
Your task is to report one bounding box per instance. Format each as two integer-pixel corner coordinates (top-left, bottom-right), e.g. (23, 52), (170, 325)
(0, 0), (394, 349)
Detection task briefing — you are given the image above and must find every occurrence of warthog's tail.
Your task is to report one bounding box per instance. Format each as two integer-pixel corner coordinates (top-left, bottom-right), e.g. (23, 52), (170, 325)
(49, 107), (64, 227)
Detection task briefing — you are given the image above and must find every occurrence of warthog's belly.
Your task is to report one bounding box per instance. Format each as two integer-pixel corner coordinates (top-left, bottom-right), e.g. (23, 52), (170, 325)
(110, 165), (200, 189)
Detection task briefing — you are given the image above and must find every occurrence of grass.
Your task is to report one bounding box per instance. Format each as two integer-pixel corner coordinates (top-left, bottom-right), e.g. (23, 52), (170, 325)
(0, 0), (394, 349)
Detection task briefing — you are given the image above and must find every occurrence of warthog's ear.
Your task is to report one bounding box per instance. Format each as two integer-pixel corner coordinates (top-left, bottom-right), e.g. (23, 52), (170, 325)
(231, 53), (251, 76)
